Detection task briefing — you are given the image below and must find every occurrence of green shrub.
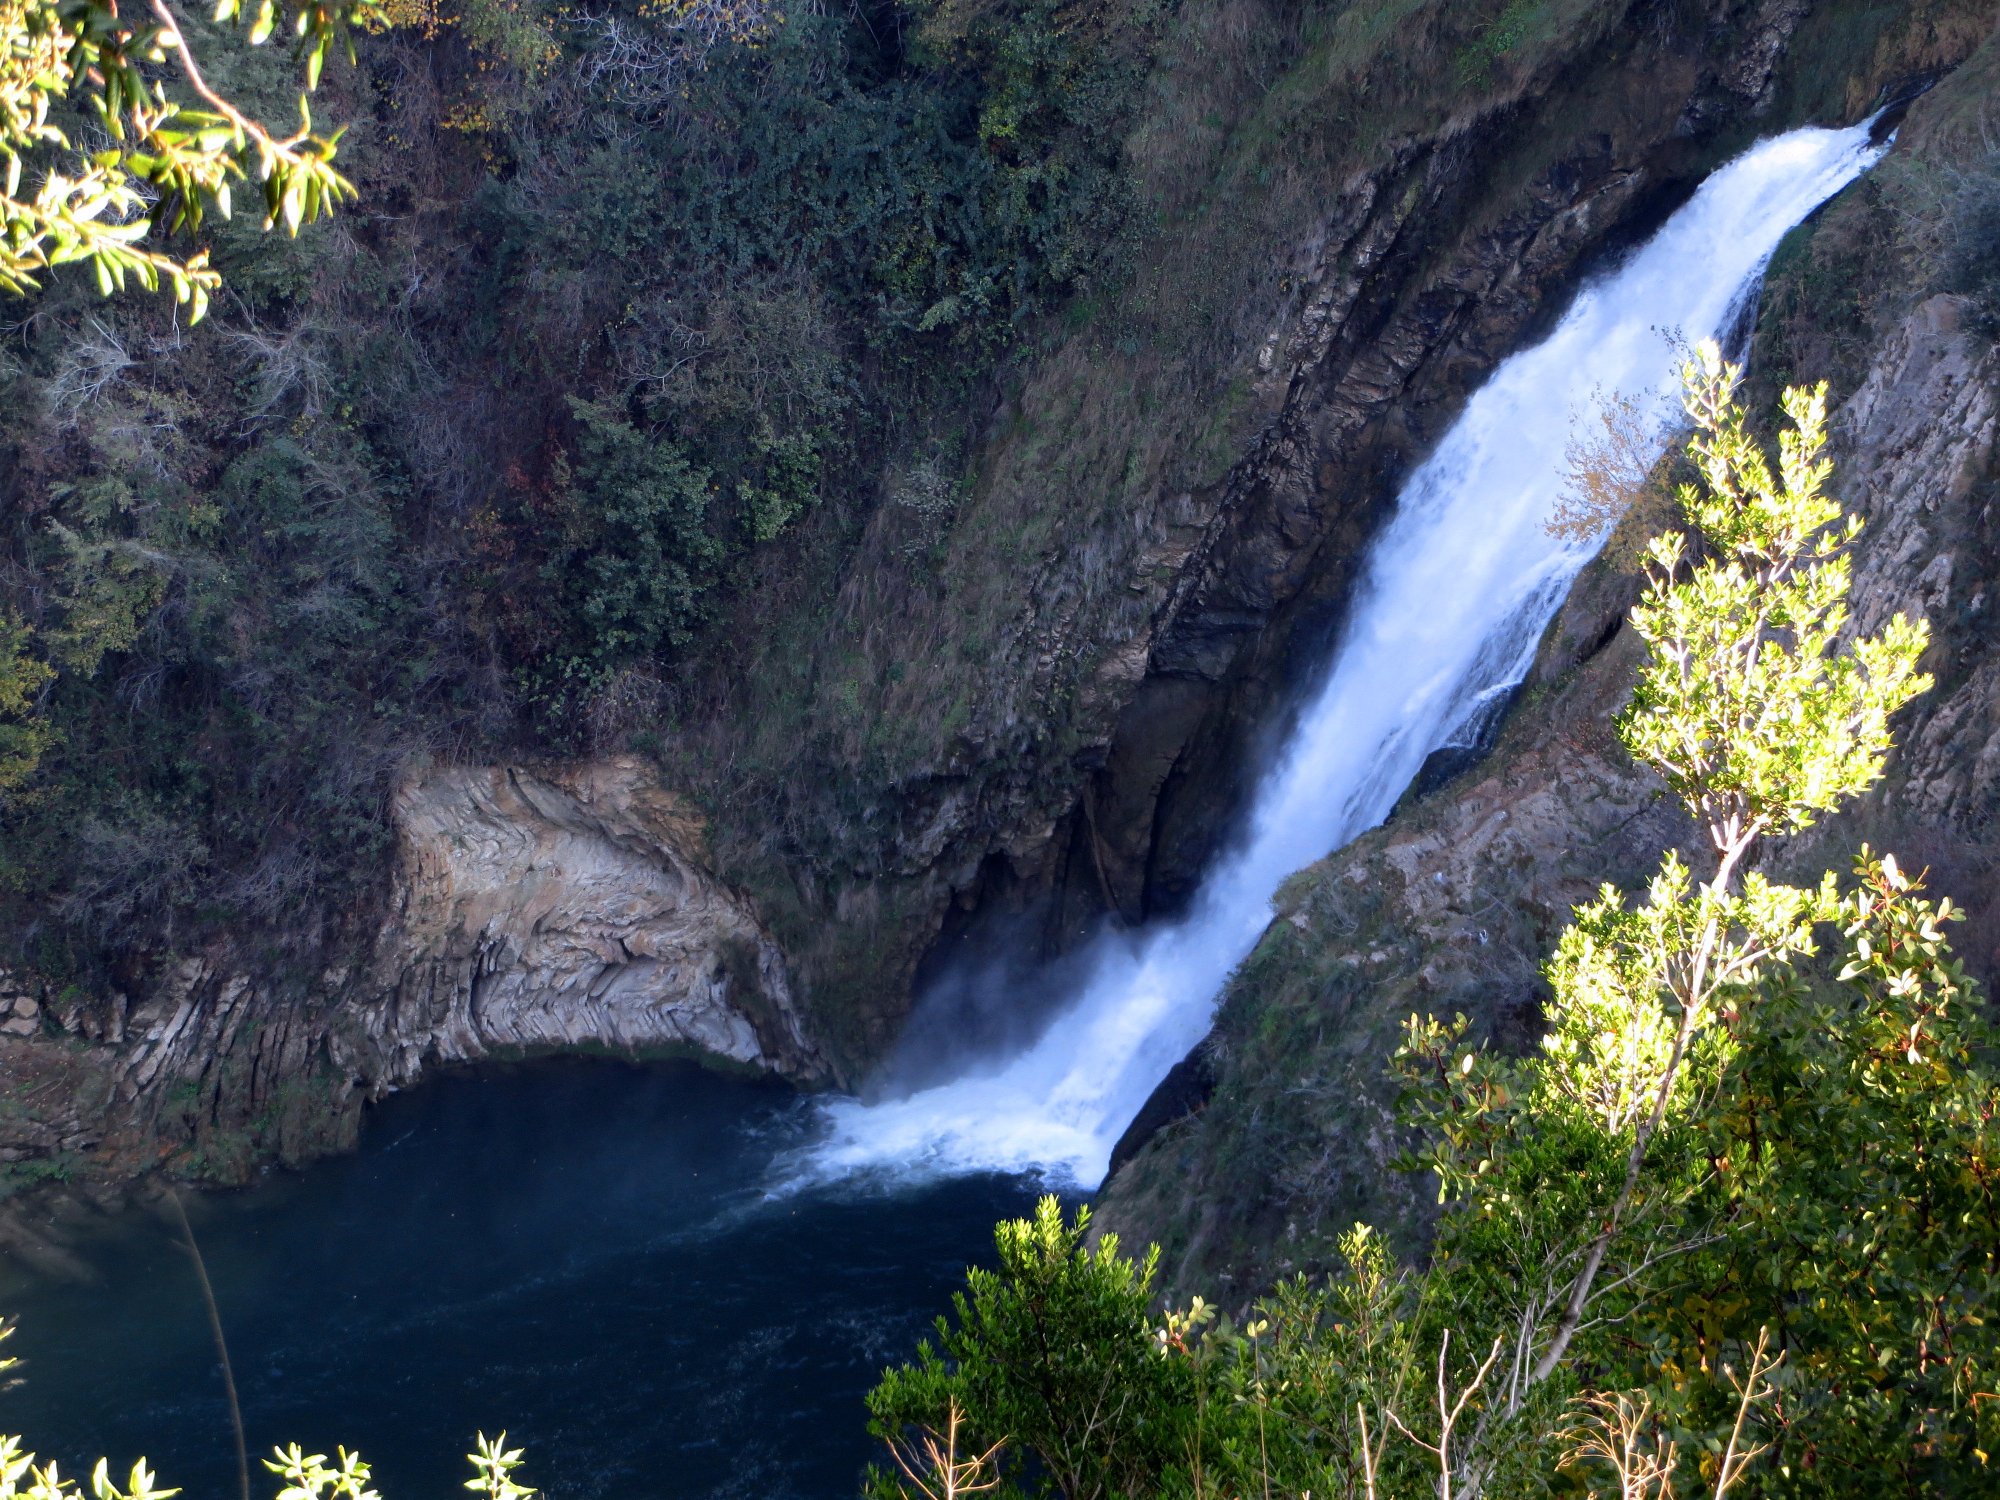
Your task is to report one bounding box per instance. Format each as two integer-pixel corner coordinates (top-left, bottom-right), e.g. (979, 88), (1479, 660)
(866, 1197), (1192, 1500)
(550, 397), (721, 671)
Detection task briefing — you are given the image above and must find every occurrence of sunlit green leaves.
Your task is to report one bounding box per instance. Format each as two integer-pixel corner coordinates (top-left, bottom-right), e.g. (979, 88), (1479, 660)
(1622, 341), (1932, 847)
(462, 1436), (533, 1500)
(0, 1427), (541, 1500)
(265, 1445), (377, 1500)
(0, 1438), (180, 1500)
(1, 0), (386, 318)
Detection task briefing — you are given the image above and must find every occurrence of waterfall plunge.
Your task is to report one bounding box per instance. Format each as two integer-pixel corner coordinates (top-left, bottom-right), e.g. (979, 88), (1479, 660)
(796, 120), (1887, 1192)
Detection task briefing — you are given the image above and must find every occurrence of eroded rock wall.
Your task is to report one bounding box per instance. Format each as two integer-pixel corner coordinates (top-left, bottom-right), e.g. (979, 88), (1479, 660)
(368, 759), (822, 1079)
(0, 757), (821, 1181)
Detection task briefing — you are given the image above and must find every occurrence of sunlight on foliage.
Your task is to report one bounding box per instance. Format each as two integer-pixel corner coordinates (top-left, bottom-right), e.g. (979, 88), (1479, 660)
(0, 0), (384, 317)
(266, 1445), (376, 1500)
(1626, 342), (1932, 850)
(0, 1424), (534, 1500)
(463, 1435), (534, 1500)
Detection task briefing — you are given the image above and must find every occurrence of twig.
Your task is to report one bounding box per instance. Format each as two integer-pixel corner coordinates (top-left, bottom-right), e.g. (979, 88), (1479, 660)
(1713, 1328), (1783, 1499)
(147, 0), (308, 150)
(167, 1187), (250, 1500)
(1386, 1331), (1505, 1500)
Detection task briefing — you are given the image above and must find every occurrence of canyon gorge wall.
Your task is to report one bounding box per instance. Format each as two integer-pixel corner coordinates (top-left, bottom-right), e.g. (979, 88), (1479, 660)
(2, 0), (1994, 1207)
(1096, 29), (2000, 1291)
(2, 757), (821, 1179)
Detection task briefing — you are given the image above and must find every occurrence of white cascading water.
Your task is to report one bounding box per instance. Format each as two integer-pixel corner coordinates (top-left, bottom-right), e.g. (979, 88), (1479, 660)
(796, 120), (1887, 1191)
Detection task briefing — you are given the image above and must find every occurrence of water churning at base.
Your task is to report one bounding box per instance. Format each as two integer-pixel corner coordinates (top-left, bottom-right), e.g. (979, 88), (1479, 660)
(797, 121), (1887, 1191)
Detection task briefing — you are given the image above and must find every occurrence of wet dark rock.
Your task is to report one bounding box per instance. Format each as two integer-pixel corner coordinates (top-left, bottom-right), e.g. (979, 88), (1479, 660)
(1106, 1039), (1219, 1182)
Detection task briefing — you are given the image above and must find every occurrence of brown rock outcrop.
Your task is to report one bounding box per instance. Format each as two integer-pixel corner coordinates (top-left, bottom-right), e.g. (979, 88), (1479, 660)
(0, 757), (822, 1183)
(365, 758), (823, 1080)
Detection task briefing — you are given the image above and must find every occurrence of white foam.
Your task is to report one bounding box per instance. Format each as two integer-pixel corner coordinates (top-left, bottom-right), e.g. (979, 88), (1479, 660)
(793, 121), (1887, 1191)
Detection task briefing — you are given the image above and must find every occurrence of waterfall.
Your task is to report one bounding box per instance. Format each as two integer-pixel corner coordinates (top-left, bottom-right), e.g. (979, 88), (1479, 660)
(795, 120), (1887, 1192)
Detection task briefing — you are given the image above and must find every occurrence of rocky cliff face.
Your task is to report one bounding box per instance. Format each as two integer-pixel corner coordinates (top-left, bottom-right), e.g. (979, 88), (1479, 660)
(3, 0), (1992, 1193)
(1805, 298), (2000, 947)
(1094, 34), (2000, 1293)
(0, 758), (821, 1182)
(698, 0), (1996, 1072)
(370, 759), (823, 1080)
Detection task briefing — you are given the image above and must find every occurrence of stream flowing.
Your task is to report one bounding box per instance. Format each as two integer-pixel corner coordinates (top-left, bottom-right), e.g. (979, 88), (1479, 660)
(799, 119), (1888, 1190)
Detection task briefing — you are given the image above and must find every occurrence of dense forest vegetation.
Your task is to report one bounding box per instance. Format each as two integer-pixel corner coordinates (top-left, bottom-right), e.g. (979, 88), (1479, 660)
(0, 0), (1161, 982)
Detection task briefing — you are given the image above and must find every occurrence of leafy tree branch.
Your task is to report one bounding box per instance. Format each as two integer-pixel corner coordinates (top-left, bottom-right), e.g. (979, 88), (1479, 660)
(1, 0), (385, 317)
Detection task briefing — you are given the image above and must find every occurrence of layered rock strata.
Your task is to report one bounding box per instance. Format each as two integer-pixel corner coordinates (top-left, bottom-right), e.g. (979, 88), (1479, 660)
(0, 758), (823, 1180)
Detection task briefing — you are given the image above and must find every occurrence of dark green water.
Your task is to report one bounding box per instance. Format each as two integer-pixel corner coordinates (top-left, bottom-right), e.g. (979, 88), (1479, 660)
(0, 1060), (1043, 1500)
